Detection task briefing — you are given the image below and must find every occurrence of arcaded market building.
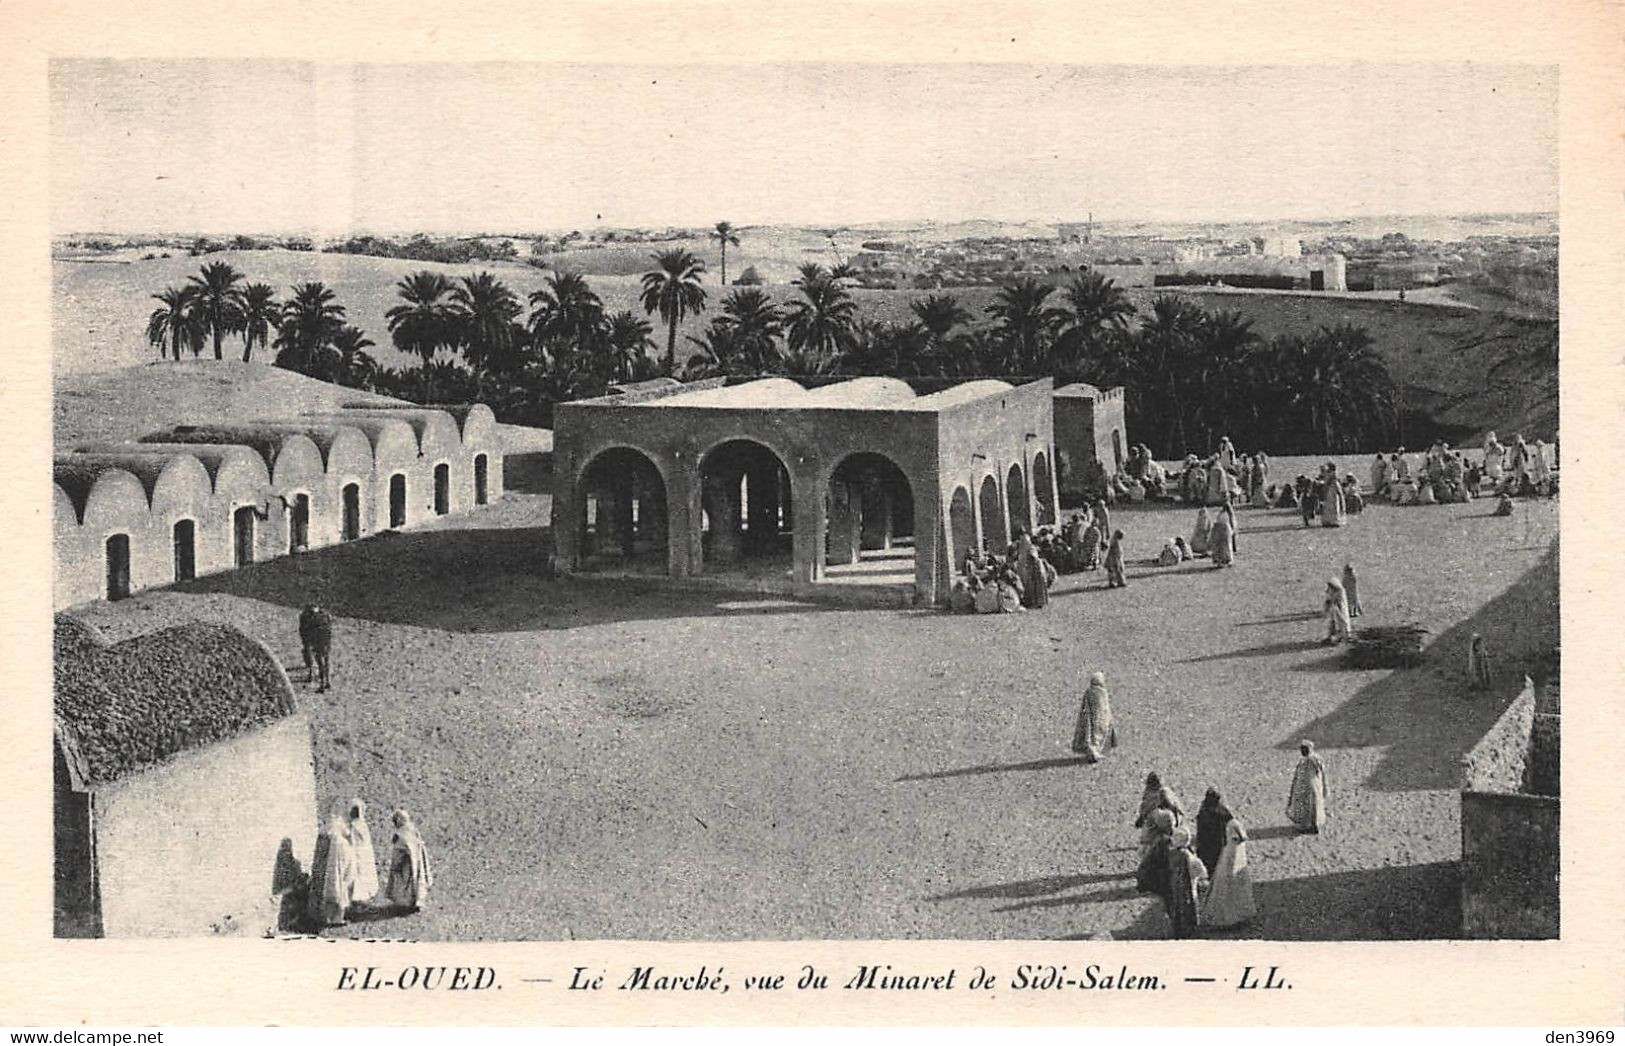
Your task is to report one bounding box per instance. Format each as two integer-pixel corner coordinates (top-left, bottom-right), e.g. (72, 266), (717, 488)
(551, 376), (1064, 605)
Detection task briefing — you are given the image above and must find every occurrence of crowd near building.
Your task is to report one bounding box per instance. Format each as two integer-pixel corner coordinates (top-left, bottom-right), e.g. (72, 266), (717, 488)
(52, 403), (504, 608)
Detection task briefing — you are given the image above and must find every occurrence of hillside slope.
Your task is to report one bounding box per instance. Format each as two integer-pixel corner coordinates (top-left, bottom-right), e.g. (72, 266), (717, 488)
(53, 360), (551, 453)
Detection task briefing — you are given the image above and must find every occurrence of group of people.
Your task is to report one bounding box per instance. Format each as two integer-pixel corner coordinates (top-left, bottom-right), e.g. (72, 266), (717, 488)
(1131, 775), (1258, 937)
(1370, 433), (1558, 507)
(951, 526), (1060, 614)
(1069, 669), (1331, 937)
(307, 797), (435, 930)
(1153, 503), (1238, 569)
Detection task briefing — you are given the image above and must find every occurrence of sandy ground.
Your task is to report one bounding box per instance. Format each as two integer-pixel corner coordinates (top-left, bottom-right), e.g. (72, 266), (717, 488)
(68, 488), (1559, 941)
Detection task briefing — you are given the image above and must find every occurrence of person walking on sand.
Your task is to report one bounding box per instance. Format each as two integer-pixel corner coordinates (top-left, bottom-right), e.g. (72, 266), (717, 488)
(1105, 530), (1128, 588)
(1322, 578), (1351, 644)
(344, 798), (379, 903)
(1468, 633), (1495, 691)
(307, 801), (358, 928)
(1202, 813), (1257, 928)
(1286, 741), (1329, 833)
(1210, 510), (1235, 568)
(1071, 671), (1117, 763)
(1165, 826), (1208, 939)
(1342, 563), (1363, 618)
(385, 809), (435, 913)
(1194, 789), (1231, 878)
(299, 603), (334, 692)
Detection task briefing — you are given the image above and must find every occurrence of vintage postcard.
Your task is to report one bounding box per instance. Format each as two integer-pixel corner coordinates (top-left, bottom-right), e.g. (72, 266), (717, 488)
(1, 0), (1620, 1028)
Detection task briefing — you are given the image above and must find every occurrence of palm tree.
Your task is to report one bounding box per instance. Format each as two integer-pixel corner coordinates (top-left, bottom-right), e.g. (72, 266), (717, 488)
(451, 272), (525, 380)
(330, 325), (378, 389)
(910, 293), (973, 375)
(1052, 270), (1135, 379)
(604, 310), (657, 382)
(717, 288), (783, 372)
(1189, 309), (1259, 452)
(984, 277), (1063, 373)
(188, 261), (246, 361)
(274, 282), (347, 375)
(386, 271), (458, 397)
(710, 221), (741, 286)
(238, 283), (280, 363)
(1133, 295), (1207, 454)
(1287, 323), (1397, 452)
(640, 249), (708, 375)
(146, 285), (198, 362)
(783, 268), (857, 372)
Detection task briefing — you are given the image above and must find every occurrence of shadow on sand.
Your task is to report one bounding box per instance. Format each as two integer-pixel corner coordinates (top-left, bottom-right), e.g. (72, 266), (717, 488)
(1085, 860), (1462, 941)
(1275, 542), (1558, 791)
(927, 870), (1133, 903)
(177, 524), (855, 633)
(896, 754), (1090, 783)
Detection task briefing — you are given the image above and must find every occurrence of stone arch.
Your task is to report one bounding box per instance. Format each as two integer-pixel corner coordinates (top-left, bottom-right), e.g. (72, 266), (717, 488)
(978, 472), (1007, 551)
(1006, 461), (1030, 536)
(577, 445), (670, 569)
(1032, 451), (1056, 526)
(697, 438), (793, 571)
(824, 451), (913, 567)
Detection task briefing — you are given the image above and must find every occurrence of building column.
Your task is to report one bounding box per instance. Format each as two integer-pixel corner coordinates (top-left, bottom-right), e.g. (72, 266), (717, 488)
(610, 471), (636, 557)
(746, 461), (779, 552)
(915, 483), (944, 606)
(665, 456), (698, 577)
(552, 453), (580, 572)
(791, 466), (826, 584)
(860, 479), (892, 551)
(703, 471), (743, 566)
(1046, 444), (1062, 525)
(827, 480), (860, 566)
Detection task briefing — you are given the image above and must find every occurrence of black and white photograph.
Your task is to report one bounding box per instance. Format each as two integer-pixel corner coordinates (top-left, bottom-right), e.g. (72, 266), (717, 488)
(7, 0), (1623, 1030)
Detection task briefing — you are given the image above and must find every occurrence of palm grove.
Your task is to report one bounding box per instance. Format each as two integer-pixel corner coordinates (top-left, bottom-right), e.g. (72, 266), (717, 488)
(146, 244), (1398, 453)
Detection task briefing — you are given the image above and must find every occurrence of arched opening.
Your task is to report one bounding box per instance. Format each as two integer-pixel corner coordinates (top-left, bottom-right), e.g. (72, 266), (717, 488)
(289, 493), (310, 553)
(233, 506), (256, 567)
(474, 454), (489, 506)
(823, 452), (914, 587)
(388, 474), (407, 528)
(173, 519), (196, 581)
(948, 485), (975, 573)
(1006, 462), (1030, 535)
(1032, 452), (1056, 526)
(578, 446), (668, 572)
(698, 439), (791, 574)
(341, 483), (362, 541)
(105, 533), (131, 601)
(978, 473), (1007, 551)
(433, 463), (450, 516)
(1111, 429), (1124, 473)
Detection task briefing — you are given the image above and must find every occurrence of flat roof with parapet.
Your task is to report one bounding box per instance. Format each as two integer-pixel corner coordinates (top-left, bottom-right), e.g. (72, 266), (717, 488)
(597, 376), (1025, 412)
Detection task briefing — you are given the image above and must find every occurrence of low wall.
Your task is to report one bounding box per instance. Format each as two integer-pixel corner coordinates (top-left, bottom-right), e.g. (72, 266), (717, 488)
(1461, 676), (1537, 793)
(1459, 675), (1559, 939)
(94, 716), (317, 937)
(1460, 790), (1559, 939)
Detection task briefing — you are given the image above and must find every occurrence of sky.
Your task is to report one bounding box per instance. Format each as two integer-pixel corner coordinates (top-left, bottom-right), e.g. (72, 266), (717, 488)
(49, 60), (1558, 235)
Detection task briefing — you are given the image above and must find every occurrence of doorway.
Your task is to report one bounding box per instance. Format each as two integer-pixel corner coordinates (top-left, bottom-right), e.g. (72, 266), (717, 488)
(173, 519), (196, 582)
(105, 533), (131, 601)
(234, 505), (256, 567)
(474, 454), (489, 506)
(341, 484), (361, 541)
(289, 493), (310, 553)
(433, 464), (450, 516)
(389, 474), (407, 528)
